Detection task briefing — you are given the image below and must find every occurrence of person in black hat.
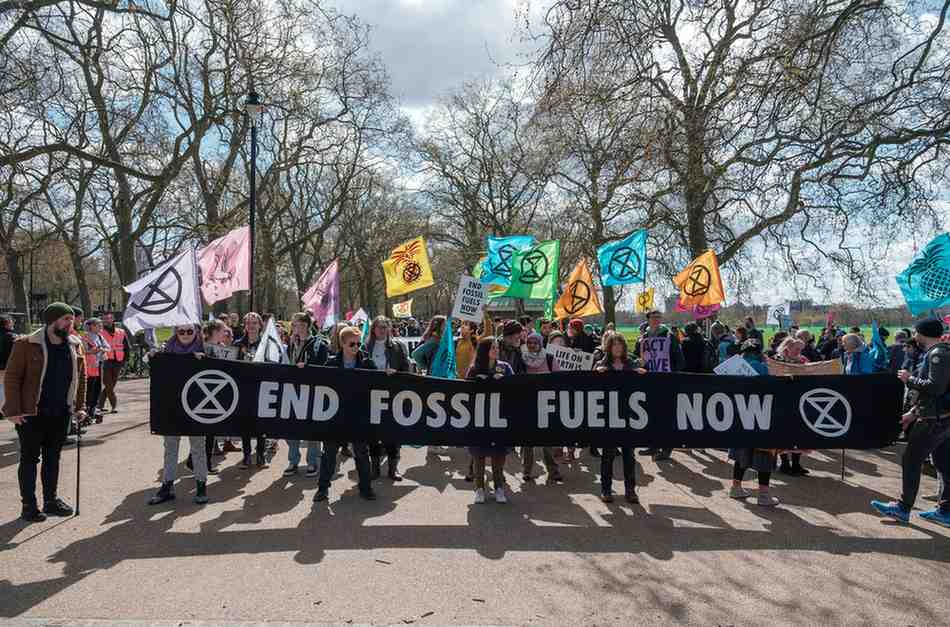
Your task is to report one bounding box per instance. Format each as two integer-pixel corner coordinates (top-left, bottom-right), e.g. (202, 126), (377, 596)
(497, 320), (526, 374)
(3, 303), (87, 522)
(872, 318), (950, 526)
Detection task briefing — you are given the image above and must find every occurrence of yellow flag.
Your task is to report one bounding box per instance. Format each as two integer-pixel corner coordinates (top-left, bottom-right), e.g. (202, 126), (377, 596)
(392, 299), (413, 319)
(634, 288), (655, 313)
(672, 250), (725, 307)
(554, 258), (603, 320)
(382, 237), (434, 297)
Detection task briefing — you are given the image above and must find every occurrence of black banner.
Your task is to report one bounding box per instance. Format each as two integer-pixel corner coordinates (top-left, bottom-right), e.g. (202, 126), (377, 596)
(149, 354), (904, 449)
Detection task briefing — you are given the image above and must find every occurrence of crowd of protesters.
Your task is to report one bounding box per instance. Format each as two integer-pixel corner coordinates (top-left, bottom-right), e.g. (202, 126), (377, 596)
(2, 305), (948, 529)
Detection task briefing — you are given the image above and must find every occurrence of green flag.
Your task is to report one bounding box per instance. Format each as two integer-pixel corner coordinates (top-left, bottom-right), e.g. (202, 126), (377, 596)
(504, 240), (560, 300)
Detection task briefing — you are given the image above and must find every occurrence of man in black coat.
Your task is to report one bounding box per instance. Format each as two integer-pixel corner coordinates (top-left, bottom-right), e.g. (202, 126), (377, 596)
(314, 327), (377, 502)
(364, 317), (411, 480)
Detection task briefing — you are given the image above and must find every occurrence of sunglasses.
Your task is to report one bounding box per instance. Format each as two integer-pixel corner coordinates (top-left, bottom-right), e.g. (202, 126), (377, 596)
(177, 329), (195, 336)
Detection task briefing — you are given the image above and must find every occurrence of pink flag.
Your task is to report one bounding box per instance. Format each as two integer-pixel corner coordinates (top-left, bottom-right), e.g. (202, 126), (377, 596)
(197, 226), (250, 304)
(675, 298), (721, 320)
(302, 259), (339, 328)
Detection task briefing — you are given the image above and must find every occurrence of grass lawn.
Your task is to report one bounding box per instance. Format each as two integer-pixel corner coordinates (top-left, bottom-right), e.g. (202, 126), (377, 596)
(617, 325), (878, 347)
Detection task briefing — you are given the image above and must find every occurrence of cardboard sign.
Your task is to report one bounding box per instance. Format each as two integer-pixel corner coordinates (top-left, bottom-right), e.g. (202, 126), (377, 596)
(766, 357), (843, 376)
(451, 275), (487, 323)
(641, 336), (671, 372)
(546, 344), (595, 371)
(714, 354), (760, 377)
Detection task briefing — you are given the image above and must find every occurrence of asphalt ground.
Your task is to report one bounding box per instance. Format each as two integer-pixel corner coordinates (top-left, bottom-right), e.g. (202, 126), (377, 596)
(1, 379), (948, 626)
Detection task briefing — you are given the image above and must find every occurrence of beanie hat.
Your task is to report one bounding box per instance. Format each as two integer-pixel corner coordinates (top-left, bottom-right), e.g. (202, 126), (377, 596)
(71, 305), (84, 318)
(43, 302), (74, 325)
(569, 319), (584, 332)
(526, 332), (543, 344)
(502, 320), (523, 337)
(914, 318), (944, 339)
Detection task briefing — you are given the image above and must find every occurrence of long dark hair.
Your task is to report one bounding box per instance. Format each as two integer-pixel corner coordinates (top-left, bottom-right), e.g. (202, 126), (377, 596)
(471, 337), (497, 375)
(422, 315), (446, 342)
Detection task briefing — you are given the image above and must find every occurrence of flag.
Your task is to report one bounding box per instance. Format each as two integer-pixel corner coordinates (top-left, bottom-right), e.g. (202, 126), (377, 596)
(382, 236), (434, 297)
(554, 259), (603, 320)
(634, 288), (655, 313)
(896, 233), (950, 315)
(349, 308), (369, 326)
(474, 254), (509, 299)
(766, 302), (791, 326)
(196, 226), (251, 304)
(504, 240), (560, 300)
(597, 229), (647, 286)
(254, 317), (288, 364)
(360, 316), (371, 346)
(392, 299), (413, 319)
(122, 245), (203, 334)
(429, 316), (456, 379)
(675, 299), (721, 320)
(869, 320), (889, 372)
(301, 259), (339, 328)
(672, 250), (725, 308)
(480, 235), (535, 286)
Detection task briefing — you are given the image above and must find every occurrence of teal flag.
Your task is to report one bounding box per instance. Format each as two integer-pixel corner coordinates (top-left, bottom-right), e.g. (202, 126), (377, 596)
(897, 233), (950, 315)
(504, 240), (560, 300)
(360, 316), (371, 345)
(597, 229), (647, 286)
(480, 235), (535, 286)
(869, 320), (889, 372)
(430, 316), (456, 379)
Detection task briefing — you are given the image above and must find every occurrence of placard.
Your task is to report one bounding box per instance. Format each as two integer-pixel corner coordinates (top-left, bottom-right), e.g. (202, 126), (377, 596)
(640, 336), (672, 372)
(451, 275), (487, 323)
(547, 344), (595, 371)
(713, 354), (759, 377)
(205, 344), (240, 361)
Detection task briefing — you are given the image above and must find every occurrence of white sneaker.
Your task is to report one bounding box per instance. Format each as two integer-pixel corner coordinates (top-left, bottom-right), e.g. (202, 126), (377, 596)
(757, 493), (780, 507)
(494, 487), (507, 504)
(729, 486), (752, 499)
(474, 488), (486, 504)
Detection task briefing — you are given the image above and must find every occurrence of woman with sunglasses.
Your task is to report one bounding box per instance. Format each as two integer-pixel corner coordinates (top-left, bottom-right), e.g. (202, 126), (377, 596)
(234, 312), (270, 468)
(147, 324), (210, 506)
(466, 337), (513, 504)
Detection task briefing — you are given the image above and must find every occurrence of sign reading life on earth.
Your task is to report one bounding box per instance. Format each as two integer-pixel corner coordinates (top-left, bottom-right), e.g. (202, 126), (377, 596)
(451, 275), (487, 323)
(151, 354), (903, 449)
(640, 336), (672, 372)
(714, 355), (760, 377)
(547, 344), (595, 372)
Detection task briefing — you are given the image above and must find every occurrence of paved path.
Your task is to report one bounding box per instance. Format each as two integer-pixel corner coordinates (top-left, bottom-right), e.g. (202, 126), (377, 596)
(1, 379), (948, 625)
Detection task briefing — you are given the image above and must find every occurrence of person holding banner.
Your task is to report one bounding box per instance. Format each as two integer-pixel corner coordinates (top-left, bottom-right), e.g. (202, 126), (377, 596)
(364, 316), (411, 481)
(146, 324), (210, 506)
(593, 333), (645, 504)
(635, 311), (684, 461)
(497, 320), (527, 374)
(235, 312), (269, 468)
(841, 334), (875, 375)
(314, 327), (379, 502)
(567, 319), (596, 354)
(284, 313), (329, 478)
(411, 316), (445, 374)
(467, 337), (513, 504)
(773, 337), (812, 476)
(520, 332), (564, 484)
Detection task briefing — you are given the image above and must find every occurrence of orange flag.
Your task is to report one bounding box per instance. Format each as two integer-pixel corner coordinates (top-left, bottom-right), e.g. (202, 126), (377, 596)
(672, 250), (725, 308)
(554, 259), (603, 320)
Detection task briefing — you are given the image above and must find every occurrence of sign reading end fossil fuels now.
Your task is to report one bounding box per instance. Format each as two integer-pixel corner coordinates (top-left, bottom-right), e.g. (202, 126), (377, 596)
(150, 354), (903, 449)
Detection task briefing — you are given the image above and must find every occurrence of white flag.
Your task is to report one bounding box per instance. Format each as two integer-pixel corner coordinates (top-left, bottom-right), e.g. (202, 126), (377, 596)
(254, 317), (288, 364)
(349, 307), (369, 326)
(766, 302), (791, 327)
(122, 246), (202, 334)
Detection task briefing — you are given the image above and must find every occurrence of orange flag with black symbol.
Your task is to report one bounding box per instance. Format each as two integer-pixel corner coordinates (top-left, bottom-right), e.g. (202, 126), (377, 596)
(672, 250), (726, 308)
(554, 258), (603, 320)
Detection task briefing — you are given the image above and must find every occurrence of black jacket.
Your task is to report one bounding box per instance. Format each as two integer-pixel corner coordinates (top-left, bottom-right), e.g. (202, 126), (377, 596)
(364, 337), (411, 372)
(288, 336), (329, 367)
(497, 341), (526, 374)
(569, 332), (597, 354)
(0, 328), (15, 370)
(907, 342), (950, 418)
(325, 350), (377, 370)
(681, 332), (708, 373)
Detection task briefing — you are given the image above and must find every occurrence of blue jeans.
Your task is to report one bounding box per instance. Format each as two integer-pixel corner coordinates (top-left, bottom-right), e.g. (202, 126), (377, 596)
(287, 440), (322, 467)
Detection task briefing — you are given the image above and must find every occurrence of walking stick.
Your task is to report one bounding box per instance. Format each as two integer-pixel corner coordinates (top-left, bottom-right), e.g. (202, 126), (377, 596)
(75, 416), (81, 516)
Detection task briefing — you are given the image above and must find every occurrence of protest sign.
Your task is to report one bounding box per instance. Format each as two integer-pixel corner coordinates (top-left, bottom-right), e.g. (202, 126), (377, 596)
(451, 275), (487, 323)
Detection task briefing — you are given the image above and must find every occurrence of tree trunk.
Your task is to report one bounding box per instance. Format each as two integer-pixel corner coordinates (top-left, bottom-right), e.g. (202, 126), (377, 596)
(6, 252), (30, 332)
(66, 245), (92, 316)
(684, 108), (709, 257)
(602, 285), (616, 325)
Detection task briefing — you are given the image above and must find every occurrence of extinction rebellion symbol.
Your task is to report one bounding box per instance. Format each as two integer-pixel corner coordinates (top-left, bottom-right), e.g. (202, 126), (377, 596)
(129, 266), (182, 315)
(799, 388), (852, 438)
(181, 370), (239, 425)
(682, 264), (711, 297)
(564, 280), (592, 314)
(519, 250), (549, 284)
(608, 247), (641, 281)
(490, 243), (518, 278)
(637, 292), (652, 310)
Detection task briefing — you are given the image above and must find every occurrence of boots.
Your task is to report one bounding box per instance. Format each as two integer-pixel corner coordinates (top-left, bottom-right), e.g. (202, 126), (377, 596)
(371, 457), (382, 480)
(148, 482), (175, 505)
(194, 481), (208, 505)
(388, 461), (402, 482)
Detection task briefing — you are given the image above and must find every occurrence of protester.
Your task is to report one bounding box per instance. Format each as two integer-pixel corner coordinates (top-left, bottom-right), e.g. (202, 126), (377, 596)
(364, 316), (410, 481)
(97, 312), (129, 414)
(716, 324), (736, 363)
(635, 310), (684, 461)
(841, 333), (874, 375)
(81, 318), (108, 423)
(0, 314), (17, 410)
(744, 316), (763, 342)
(3, 303), (86, 522)
(681, 322), (708, 373)
(547, 331), (566, 348)
(773, 337), (811, 476)
(594, 333), (645, 503)
(315, 327), (378, 502)
(872, 318), (950, 526)
(411, 316), (445, 374)
(796, 330), (822, 363)
(728, 339), (780, 506)
(328, 321), (350, 356)
(284, 312), (328, 478)
(497, 320), (526, 374)
(539, 319), (554, 346)
(455, 321), (479, 379)
(889, 330), (909, 373)
(235, 312), (269, 468)
(566, 319), (596, 354)
(146, 324), (210, 506)
(467, 337), (512, 504)
(520, 332), (563, 484)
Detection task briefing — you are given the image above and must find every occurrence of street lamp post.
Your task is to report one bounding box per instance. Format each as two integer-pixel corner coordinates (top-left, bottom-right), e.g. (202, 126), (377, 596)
(245, 89), (263, 313)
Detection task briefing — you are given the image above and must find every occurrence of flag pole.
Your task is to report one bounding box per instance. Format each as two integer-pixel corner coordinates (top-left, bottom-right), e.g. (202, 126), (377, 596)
(75, 419), (82, 516)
